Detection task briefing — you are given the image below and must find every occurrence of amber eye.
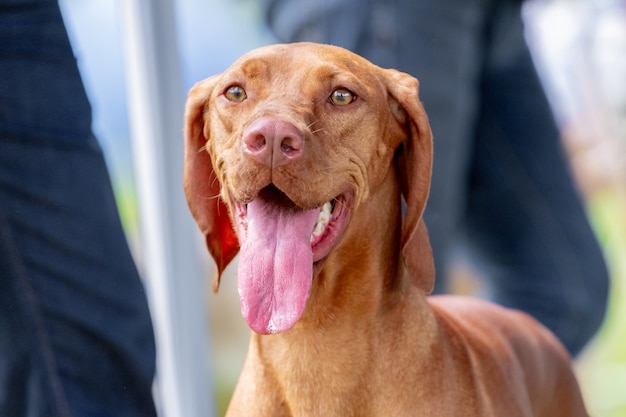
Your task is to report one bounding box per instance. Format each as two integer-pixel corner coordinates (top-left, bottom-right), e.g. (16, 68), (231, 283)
(225, 85), (247, 102)
(329, 88), (355, 106)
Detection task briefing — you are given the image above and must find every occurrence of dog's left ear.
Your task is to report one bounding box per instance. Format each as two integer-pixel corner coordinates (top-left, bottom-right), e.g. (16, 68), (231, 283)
(184, 76), (240, 292)
(383, 69), (435, 294)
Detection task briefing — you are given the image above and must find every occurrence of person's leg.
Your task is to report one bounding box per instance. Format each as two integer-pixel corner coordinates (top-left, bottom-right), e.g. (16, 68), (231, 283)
(0, 208), (70, 417)
(264, 0), (496, 292)
(264, 0), (372, 56)
(461, 1), (609, 355)
(0, 1), (157, 415)
(0, 137), (157, 417)
(392, 0), (493, 292)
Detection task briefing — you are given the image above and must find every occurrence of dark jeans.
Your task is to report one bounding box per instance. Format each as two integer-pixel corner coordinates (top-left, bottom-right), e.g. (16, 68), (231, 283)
(0, 1), (157, 416)
(264, 0), (609, 355)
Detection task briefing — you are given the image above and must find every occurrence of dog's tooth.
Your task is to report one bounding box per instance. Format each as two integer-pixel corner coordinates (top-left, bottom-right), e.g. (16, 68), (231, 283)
(311, 201), (333, 241)
(322, 201), (332, 217)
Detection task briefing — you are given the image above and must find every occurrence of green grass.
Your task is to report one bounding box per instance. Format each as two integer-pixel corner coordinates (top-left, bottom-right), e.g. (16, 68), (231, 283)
(113, 180), (140, 239)
(577, 189), (626, 417)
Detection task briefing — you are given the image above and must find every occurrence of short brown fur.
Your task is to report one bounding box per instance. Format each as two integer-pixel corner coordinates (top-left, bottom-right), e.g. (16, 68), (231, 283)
(184, 42), (588, 417)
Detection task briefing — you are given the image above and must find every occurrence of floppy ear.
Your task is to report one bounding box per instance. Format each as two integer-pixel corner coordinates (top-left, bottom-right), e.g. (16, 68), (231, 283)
(184, 76), (240, 292)
(384, 69), (435, 293)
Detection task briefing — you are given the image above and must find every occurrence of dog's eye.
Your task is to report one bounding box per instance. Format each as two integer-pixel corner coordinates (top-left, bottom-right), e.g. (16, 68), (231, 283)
(225, 85), (247, 102)
(329, 88), (355, 106)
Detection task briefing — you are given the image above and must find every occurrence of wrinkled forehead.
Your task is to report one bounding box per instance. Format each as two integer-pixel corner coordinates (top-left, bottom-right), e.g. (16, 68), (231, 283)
(222, 43), (380, 91)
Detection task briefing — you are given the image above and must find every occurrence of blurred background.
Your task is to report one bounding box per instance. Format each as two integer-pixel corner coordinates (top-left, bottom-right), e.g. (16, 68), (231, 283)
(59, 0), (625, 415)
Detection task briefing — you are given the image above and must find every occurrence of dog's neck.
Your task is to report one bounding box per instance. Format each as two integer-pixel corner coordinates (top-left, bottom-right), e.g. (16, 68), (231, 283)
(248, 169), (439, 415)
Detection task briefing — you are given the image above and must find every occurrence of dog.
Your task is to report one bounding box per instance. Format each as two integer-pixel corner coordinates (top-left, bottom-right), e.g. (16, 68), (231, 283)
(183, 42), (589, 416)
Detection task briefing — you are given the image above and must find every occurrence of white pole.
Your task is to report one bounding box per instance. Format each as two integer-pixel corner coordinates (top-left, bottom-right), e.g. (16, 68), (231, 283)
(119, 1), (215, 416)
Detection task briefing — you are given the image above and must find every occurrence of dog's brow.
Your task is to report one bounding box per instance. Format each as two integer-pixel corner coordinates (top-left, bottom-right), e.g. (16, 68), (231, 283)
(311, 64), (346, 81)
(239, 58), (271, 80)
(312, 65), (364, 91)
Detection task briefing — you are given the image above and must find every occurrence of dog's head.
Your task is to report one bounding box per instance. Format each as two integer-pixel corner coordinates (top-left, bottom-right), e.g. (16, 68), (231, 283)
(184, 42), (433, 334)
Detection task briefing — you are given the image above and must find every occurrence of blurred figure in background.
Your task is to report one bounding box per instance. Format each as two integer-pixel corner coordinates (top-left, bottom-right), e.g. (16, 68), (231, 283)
(262, 0), (609, 356)
(0, 1), (157, 415)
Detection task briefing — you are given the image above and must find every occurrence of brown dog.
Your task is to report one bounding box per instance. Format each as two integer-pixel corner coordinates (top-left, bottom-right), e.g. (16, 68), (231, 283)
(184, 42), (588, 416)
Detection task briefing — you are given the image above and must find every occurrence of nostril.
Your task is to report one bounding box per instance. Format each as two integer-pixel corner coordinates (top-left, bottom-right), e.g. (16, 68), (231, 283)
(280, 135), (303, 157)
(245, 133), (267, 153)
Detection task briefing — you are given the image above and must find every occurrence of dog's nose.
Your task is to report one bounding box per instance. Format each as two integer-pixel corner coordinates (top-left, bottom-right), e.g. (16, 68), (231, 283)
(242, 118), (304, 167)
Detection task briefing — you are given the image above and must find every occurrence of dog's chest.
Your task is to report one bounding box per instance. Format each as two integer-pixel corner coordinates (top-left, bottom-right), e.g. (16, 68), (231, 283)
(258, 331), (374, 414)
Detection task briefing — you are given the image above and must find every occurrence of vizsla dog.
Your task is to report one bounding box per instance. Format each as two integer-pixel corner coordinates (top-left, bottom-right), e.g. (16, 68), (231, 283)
(184, 42), (588, 416)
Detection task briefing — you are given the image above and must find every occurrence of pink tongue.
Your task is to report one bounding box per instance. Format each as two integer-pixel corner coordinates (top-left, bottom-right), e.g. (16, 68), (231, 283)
(238, 196), (319, 334)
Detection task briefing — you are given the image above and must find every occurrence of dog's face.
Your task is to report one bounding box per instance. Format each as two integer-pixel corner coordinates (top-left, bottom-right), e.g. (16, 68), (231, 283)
(184, 42), (433, 334)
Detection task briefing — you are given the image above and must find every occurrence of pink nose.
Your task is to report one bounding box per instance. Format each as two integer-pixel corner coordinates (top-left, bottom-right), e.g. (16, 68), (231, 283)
(242, 118), (304, 167)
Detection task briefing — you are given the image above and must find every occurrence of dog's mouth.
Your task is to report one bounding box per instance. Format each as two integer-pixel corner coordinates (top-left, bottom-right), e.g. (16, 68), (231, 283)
(233, 185), (352, 335)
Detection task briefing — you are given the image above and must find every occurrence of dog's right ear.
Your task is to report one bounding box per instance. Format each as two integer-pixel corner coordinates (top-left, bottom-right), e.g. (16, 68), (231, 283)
(184, 76), (240, 292)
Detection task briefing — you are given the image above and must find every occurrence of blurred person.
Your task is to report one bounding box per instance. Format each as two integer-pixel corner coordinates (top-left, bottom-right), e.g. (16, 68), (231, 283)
(0, 0), (157, 415)
(262, 0), (609, 356)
